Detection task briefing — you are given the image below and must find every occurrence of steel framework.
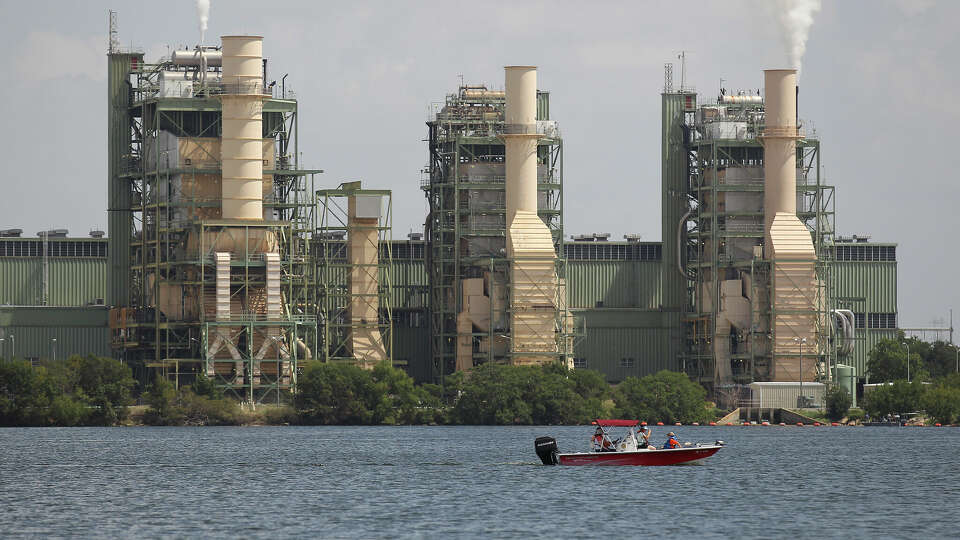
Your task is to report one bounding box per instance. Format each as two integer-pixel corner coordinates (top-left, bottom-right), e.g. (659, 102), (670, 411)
(422, 86), (566, 383)
(315, 184), (393, 366)
(675, 93), (836, 387)
(107, 49), (319, 402)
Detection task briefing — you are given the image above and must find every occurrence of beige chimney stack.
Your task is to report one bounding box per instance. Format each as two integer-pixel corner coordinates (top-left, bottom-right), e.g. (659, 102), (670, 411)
(504, 66), (558, 365)
(220, 36), (265, 221)
(762, 69), (817, 383)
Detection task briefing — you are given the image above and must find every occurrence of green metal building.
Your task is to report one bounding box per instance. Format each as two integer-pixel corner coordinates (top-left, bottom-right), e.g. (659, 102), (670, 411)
(830, 238), (898, 377)
(0, 233), (111, 360)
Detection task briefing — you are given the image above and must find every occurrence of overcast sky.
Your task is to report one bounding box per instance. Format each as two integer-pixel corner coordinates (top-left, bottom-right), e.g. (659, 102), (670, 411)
(0, 0), (955, 329)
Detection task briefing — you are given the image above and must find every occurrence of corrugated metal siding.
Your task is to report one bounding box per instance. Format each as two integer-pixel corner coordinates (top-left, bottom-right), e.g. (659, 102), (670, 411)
(385, 260), (428, 310)
(392, 318), (431, 383)
(0, 258), (106, 306)
(0, 306), (111, 359)
(832, 261), (897, 313)
(567, 261), (661, 309)
(537, 91), (550, 121)
(0, 326), (111, 360)
(573, 309), (672, 382)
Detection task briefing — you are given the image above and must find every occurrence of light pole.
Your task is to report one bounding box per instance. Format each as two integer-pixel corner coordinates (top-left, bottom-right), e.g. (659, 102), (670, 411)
(901, 343), (910, 382)
(10, 334), (14, 360)
(794, 336), (807, 406)
(51, 338), (57, 362)
(0, 337), (4, 360)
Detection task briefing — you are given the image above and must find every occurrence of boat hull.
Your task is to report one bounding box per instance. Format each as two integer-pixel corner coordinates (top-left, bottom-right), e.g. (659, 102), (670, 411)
(557, 446), (721, 466)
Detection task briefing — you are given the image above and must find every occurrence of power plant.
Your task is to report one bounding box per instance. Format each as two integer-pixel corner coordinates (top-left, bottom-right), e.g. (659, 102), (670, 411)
(0, 13), (905, 408)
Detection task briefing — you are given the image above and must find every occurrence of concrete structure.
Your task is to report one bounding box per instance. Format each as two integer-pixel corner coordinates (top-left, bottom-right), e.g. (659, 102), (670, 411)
(761, 69), (817, 383)
(504, 66), (559, 365)
(314, 182), (393, 369)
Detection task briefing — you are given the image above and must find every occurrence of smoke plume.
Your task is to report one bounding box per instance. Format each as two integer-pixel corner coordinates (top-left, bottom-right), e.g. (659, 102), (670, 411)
(774, 0), (821, 73)
(196, 0), (210, 42)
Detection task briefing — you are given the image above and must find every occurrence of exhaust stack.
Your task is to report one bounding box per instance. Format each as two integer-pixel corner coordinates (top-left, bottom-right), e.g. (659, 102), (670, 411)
(220, 36), (265, 221)
(761, 69), (817, 383)
(504, 66), (558, 365)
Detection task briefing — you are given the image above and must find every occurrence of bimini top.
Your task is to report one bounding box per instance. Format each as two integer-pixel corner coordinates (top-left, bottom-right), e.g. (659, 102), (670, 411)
(592, 419), (639, 427)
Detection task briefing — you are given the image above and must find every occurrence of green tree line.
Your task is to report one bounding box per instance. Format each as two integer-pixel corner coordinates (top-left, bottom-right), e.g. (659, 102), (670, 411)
(0, 355), (134, 426)
(861, 333), (960, 424)
(2, 355), (718, 426)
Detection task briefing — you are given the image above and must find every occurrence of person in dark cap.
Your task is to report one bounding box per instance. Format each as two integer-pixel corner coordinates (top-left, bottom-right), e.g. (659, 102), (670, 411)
(636, 422), (650, 448)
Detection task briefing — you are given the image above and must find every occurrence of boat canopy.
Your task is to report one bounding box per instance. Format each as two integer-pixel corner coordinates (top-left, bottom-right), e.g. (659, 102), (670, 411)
(593, 419), (639, 427)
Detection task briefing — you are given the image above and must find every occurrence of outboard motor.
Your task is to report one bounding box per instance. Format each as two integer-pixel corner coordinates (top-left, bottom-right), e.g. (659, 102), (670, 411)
(535, 436), (559, 465)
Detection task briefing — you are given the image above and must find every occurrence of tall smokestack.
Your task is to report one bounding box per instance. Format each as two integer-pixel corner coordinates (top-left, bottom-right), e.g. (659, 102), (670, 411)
(762, 69), (799, 237)
(504, 66), (558, 365)
(505, 67), (539, 223)
(220, 35), (264, 221)
(761, 68), (817, 383)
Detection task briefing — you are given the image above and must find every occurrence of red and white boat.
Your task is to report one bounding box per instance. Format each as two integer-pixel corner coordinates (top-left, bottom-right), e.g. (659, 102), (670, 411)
(535, 419), (723, 466)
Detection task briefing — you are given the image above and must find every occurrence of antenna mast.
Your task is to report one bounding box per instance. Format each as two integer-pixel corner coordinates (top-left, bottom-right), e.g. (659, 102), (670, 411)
(108, 10), (119, 53)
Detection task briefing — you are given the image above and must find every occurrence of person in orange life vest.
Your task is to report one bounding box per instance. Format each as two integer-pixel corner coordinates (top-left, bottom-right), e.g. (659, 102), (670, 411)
(592, 427), (614, 452)
(663, 431), (681, 449)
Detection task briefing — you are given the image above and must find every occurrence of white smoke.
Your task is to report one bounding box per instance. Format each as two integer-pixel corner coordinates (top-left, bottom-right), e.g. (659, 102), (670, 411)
(196, 0), (210, 42)
(774, 0), (821, 74)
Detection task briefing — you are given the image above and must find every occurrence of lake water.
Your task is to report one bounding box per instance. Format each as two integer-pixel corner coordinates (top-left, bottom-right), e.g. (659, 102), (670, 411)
(1, 425), (957, 538)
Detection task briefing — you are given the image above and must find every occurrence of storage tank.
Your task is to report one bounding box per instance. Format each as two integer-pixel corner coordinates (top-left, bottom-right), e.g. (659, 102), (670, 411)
(833, 363), (857, 407)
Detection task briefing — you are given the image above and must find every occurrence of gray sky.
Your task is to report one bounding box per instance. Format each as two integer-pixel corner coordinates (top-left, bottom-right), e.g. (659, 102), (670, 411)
(0, 0), (955, 329)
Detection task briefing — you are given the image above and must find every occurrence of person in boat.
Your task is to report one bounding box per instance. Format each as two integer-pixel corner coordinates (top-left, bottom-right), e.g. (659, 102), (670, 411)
(592, 427), (615, 452)
(663, 431), (681, 449)
(636, 422), (650, 448)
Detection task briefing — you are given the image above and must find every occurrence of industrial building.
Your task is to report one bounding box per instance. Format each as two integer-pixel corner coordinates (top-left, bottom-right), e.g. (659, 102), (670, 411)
(422, 72), (572, 383)
(0, 19), (901, 405)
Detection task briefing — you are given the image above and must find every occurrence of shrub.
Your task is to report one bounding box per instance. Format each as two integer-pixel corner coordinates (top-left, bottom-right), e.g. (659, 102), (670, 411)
(142, 376), (183, 425)
(448, 363), (610, 425)
(263, 405), (299, 425)
(180, 390), (241, 426)
(613, 370), (711, 424)
(922, 385), (960, 425)
(825, 385), (853, 421)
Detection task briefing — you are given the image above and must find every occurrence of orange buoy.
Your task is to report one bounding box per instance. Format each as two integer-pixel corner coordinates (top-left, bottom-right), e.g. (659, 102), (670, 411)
(709, 422), (717, 426)
(814, 422), (821, 426)
(935, 423), (942, 427)
(656, 422), (664, 426)
(779, 422), (786, 426)
(675, 422), (682, 426)
(726, 422), (733, 426)
(831, 422), (839, 427)
(692, 422), (699, 426)
(796, 422), (803, 426)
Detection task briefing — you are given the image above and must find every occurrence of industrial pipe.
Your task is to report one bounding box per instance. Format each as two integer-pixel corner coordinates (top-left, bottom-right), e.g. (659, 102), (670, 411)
(676, 209), (696, 280)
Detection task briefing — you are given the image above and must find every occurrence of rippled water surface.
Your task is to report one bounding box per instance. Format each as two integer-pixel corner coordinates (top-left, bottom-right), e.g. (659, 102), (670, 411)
(1, 425), (958, 538)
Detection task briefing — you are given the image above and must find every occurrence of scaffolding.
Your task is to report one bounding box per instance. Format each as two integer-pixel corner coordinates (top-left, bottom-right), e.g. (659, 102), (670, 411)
(315, 184), (393, 366)
(674, 92), (836, 388)
(107, 47), (319, 402)
(422, 85), (566, 383)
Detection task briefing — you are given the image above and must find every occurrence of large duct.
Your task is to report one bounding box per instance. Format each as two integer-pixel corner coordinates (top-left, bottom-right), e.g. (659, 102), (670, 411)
(504, 66), (558, 365)
(761, 69), (817, 383)
(347, 192), (386, 368)
(220, 36), (264, 221)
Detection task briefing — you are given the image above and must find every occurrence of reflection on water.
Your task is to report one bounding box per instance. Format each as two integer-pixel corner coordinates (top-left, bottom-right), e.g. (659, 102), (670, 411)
(0, 425), (957, 538)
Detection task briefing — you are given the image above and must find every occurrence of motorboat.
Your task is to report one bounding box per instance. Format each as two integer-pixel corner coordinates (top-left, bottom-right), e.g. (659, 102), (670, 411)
(535, 419), (723, 466)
